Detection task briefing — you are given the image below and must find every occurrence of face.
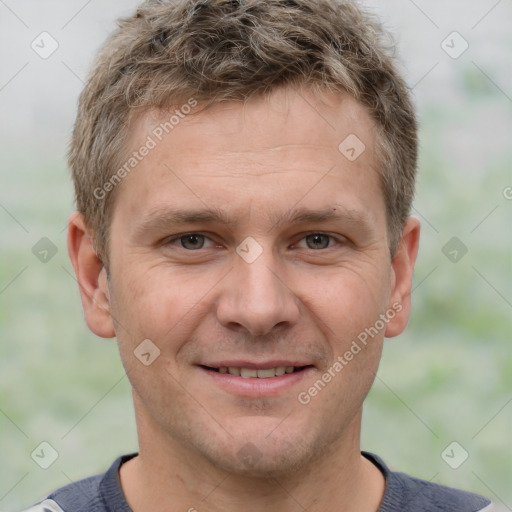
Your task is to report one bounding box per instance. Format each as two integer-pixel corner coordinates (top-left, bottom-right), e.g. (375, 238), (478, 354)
(73, 87), (418, 477)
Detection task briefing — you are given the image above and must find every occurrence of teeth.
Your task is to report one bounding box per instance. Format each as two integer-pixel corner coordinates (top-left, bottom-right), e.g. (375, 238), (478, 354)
(240, 368), (258, 378)
(218, 366), (300, 378)
(257, 368), (276, 379)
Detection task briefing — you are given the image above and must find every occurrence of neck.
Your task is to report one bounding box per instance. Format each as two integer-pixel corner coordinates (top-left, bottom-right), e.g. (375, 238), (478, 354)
(120, 408), (385, 512)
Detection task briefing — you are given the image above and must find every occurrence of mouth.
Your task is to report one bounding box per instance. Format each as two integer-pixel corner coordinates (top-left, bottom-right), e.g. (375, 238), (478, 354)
(200, 365), (312, 378)
(197, 362), (315, 397)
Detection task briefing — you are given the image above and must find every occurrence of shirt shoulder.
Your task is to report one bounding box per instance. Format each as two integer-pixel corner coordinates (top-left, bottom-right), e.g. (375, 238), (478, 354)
(20, 474), (103, 512)
(384, 470), (494, 511)
(20, 454), (136, 512)
(363, 452), (494, 512)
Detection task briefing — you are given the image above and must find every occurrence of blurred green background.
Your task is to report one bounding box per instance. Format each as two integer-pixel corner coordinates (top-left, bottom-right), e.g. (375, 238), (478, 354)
(1, 1), (511, 510)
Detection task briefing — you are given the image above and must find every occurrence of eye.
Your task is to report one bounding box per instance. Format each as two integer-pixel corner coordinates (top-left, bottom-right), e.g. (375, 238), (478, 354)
(296, 233), (340, 250)
(167, 233), (214, 250)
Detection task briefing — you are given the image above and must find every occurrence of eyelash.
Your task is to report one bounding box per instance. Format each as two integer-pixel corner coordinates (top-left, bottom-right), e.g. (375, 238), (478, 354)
(164, 232), (345, 251)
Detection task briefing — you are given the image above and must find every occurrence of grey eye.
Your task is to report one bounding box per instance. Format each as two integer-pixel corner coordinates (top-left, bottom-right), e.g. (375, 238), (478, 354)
(305, 234), (331, 249)
(180, 234), (206, 250)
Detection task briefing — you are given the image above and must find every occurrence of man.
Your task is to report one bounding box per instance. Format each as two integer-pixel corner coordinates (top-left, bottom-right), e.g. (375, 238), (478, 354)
(25, 0), (493, 510)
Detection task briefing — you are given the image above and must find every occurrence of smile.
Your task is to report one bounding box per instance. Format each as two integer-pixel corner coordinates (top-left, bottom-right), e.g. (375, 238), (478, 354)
(198, 363), (315, 397)
(201, 365), (309, 378)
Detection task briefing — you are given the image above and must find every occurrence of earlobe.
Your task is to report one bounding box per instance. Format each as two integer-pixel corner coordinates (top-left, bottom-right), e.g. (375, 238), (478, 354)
(67, 212), (116, 338)
(385, 217), (421, 338)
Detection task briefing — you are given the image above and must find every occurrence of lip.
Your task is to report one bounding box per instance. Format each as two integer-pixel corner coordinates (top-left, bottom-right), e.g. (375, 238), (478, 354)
(197, 364), (316, 397)
(201, 360), (312, 369)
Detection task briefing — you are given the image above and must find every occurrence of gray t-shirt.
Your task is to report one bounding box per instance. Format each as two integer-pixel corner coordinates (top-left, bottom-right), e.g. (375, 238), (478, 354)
(22, 452), (493, 511)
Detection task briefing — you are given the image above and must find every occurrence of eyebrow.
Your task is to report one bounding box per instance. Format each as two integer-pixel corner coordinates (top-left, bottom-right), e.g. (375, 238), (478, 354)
(133, 204), (372, 238)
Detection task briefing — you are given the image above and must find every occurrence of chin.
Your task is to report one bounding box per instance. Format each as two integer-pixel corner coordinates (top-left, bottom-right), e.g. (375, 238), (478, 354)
(197, 424), (323, 478)
(216, 445), (313, 478)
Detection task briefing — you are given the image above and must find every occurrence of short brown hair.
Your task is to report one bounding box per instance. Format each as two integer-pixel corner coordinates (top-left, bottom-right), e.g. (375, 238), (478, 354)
(69, 0), (417, 268)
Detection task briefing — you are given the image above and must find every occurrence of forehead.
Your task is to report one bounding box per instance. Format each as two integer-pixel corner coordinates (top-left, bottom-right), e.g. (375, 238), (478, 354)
(114, 87), (384, 232)
(134, 87), (376, 158)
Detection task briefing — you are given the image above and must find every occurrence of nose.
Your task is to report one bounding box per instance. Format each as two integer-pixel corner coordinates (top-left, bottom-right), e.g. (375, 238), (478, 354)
(215, 248), (301, 336)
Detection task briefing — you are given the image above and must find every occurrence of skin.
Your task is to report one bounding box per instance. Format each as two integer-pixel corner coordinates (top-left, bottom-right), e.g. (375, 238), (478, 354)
(68, 86), (420, 512)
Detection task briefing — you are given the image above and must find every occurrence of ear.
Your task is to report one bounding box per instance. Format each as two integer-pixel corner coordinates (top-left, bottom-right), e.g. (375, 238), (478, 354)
(67, 212), (115, 338)
(385, 216), (421, 338)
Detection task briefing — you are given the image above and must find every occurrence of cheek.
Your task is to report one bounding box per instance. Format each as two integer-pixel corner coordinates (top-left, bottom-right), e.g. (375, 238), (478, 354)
(109, 250), (391, 353)
(109, 263), (222, 347)
(300, 263), (391, 340)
